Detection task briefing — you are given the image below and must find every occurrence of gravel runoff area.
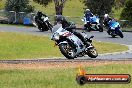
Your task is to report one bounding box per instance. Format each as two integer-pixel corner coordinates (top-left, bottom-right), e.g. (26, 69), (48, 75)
(0, 60), (132, 70)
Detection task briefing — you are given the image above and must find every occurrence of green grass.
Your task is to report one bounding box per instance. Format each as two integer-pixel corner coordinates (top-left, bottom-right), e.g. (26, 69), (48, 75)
(0, 32), (128, 60)
(0, 32), (61, 59)
(0, 64), (132, 88)
(93, 41), (128, 54)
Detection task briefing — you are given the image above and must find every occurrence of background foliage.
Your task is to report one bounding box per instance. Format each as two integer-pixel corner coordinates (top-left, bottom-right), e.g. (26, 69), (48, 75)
(83, 0), (115, 16)
(5, 0), (34, 13)
(120, 0), (132, 21)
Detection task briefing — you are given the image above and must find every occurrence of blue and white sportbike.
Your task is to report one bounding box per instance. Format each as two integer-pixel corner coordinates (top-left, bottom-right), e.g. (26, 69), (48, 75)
(108, 19), (124, 38)
(82, 15), (103, 32)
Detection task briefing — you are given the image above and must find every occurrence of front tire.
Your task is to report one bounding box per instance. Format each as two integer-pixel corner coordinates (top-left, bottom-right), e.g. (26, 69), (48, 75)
(86, 46), (98, 58)
(118, 29), (124, 38)
(46, 21), (53, 32)
(59, 43), (75, 59)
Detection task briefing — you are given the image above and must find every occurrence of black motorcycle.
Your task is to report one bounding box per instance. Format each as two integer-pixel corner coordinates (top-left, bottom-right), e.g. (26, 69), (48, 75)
(33, 12), (53, 32)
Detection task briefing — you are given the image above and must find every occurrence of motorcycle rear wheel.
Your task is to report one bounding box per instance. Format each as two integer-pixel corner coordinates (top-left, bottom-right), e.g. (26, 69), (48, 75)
(38, 27), (44, 32)
(98, 25), (103, 32)
(111, 35), (116, 38)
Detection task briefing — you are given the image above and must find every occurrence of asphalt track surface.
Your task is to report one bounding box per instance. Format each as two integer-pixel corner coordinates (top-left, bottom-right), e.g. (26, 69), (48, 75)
(0, 25), (132, 62)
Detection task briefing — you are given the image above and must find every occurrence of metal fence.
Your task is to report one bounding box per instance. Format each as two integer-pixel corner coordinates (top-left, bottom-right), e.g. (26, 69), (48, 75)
(119, 20), (132, 28)
(0, 10), (35, 24)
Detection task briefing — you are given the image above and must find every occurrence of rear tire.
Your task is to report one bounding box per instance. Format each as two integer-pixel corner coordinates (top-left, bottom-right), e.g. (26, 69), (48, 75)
(110, 30), (116, 38)
(98, 25), (103, 32)
(87, 28), (91, 32)
(59, 43), (75, 59)
(111, 35), (116, 38)
(38, 26), (44, 32)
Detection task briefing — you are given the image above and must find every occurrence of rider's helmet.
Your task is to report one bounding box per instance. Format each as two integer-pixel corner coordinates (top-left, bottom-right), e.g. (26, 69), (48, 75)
(104, 14), (109, 19)
(37, 11), (43, 17)
(85, 9), (90, 13)
(55, 15), (66, 23)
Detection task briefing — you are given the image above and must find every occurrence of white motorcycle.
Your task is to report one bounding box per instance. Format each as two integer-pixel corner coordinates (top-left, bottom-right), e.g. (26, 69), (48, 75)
(51, 25), (98, 59)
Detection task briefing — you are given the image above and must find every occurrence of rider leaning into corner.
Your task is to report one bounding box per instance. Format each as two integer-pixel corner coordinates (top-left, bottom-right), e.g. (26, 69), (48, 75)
(34, 11), (48, 30)
(83, 9), (94, 30)
(52, 15), (90, 47)
(35, 11), (47, 23)
(103, 14), (112, 27)
(103, 14), (116, 35)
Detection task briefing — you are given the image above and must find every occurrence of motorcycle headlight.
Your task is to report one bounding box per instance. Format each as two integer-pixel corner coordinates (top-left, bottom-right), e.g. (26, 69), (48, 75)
(53, 33), (60, 40)
(111, 27), (115, 30)
(96, 19), (99, 23)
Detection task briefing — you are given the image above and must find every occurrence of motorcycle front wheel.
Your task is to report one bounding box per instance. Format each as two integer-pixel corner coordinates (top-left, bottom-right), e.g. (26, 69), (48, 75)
(118, 29), (124, 38)
(86, 46), (98, 58)
(59, 43), (76, 59)
(46, 21), (53, 32)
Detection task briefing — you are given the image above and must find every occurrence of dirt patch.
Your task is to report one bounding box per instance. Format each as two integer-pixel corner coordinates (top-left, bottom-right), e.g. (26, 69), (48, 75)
(0, 60), (132, 70)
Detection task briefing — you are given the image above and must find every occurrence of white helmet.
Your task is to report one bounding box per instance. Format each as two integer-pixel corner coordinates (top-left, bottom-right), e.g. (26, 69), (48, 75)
(104, 14), (109, 18)
(86, 9), (90, 12)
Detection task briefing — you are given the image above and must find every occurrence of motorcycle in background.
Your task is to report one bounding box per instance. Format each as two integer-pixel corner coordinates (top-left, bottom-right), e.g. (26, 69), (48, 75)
(107, 19), (124, 38)
(82, 15), (103, 32)
(33, 12), (53, 32)
(51, 24), (98, 59)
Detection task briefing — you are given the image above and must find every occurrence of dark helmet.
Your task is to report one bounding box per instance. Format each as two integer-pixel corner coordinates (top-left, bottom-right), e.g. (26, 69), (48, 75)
(55, 15), (66, 23)
(37, 11), (43, 17)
